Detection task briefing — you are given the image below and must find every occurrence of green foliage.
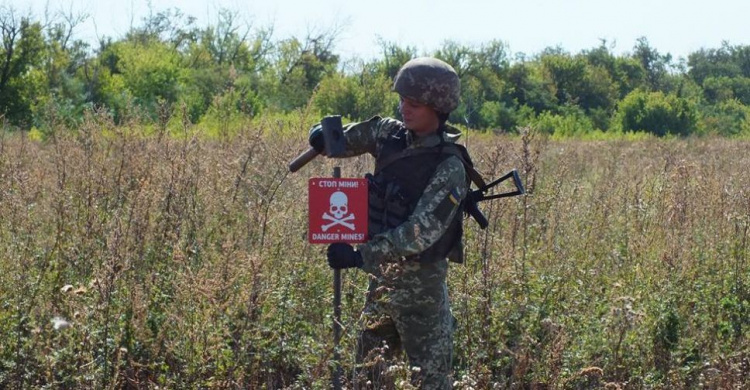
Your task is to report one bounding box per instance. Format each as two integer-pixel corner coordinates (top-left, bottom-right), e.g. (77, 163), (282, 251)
(717, 292), (746, 342)
(374, 39), (417, 80)
(632, 37), (674, 91)
(261, 34), (339, 112)
(702, 76), (750, 105)
(312, 68), (398, 120)
(528, 108), (595, 138)
(0, 13), (46, 125)
(504, 61), (558, 118)
(583, 40), (647, 99)
(89, 38), (185, 123)
(688, 42), (750, 85)
(477, 100), (515, 131)
(197, 84), (262, 137)
(115, 41), (181, 108)
(541, 50), (617, 117)
(699, 99), (750, 136)
(176, 8), (272, 121)
(2, 6), (750, 138)
(437, 40), (513, 129)
(613, 89), (698, 136)
(652, 302), (681, 374)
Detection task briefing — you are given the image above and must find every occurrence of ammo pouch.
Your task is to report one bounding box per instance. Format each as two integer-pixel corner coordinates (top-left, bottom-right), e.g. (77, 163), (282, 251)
(366, 173), (409, 235)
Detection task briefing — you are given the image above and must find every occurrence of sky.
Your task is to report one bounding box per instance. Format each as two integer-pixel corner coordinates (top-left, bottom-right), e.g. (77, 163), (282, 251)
(3, 0), (750, 61)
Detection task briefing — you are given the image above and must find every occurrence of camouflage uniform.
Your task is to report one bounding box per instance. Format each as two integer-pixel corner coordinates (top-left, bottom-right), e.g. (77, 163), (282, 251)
(337, 116), (468, 389)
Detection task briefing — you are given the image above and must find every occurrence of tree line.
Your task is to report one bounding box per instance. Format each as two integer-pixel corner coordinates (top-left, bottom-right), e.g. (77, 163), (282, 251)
(2, 5), (750, 137)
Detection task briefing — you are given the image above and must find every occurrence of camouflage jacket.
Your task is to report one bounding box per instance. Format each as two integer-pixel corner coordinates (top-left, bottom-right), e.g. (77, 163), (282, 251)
(337, 116), (469, 274)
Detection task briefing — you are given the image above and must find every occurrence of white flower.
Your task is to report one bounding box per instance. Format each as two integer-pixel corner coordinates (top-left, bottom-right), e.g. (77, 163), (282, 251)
(52, 317), (71, 330)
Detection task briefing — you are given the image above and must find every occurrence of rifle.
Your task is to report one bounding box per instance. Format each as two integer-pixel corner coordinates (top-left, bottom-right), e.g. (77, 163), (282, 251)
(464, 169), (525, 229)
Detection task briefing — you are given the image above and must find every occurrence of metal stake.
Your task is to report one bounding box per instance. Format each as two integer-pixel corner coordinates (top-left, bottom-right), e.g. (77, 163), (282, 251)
(332, 166), (342, 390)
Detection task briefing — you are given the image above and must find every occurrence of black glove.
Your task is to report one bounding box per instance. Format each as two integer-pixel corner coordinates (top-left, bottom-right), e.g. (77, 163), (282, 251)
(308, 123), (325, 153)
(326, 243), (363, 269)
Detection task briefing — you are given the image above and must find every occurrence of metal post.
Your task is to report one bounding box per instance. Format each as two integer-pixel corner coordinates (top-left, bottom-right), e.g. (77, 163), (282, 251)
(332, 166), (342, 390)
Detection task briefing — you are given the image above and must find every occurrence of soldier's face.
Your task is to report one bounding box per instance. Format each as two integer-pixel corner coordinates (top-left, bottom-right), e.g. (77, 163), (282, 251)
(399, 96), (439, 135)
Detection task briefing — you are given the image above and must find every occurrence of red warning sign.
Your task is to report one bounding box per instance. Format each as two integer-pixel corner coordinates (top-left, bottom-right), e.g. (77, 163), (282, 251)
(309, 178), (368, 244)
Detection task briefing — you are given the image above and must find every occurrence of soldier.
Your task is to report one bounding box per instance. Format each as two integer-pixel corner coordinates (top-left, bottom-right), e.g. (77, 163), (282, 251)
(309, 57), (472, 389)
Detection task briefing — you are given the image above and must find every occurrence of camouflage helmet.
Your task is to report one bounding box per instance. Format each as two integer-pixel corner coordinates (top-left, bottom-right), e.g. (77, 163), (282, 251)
(393, 57), (460, 114)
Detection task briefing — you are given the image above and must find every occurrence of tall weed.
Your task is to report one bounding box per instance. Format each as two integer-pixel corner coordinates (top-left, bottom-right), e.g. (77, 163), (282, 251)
(0, 114), (747, 388)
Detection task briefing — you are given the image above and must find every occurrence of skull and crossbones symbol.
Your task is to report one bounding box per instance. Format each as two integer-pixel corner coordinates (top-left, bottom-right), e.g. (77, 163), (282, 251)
(322, 191), (355, 231)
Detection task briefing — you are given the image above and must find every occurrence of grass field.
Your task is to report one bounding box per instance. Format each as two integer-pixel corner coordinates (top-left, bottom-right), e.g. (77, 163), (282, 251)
(0, 113), (747, 389)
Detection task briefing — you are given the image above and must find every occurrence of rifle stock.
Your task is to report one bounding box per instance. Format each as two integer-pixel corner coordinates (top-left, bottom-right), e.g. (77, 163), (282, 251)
(465, 169), (525, 229)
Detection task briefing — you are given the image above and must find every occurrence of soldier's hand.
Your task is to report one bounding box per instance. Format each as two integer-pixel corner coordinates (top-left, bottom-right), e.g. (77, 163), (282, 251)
(308, 123), (326, 154)
(327, 243), (363, 269)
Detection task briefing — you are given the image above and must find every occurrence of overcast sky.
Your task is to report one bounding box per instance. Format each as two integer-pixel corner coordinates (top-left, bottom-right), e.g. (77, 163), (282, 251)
(4, 0), (749, 61)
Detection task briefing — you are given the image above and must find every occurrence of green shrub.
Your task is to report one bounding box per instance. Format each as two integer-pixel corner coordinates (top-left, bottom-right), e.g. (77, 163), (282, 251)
(699, 98), (750, 136)
(527, 109), (595, 138)
(612, 89), (698, 136)
(312, 71), (398, 121)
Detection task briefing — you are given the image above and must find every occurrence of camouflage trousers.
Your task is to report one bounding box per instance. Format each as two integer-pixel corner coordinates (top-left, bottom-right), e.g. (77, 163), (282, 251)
(354, 258), (453, 390)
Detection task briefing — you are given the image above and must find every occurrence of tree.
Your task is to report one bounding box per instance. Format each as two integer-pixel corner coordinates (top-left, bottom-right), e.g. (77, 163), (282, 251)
(583, 40), (648, 98)
(180, 9), (272, 121)
(688, 43), (750, 105)
(434, 40), (512, 129)
(0, 7), (46, 126)
(90, 39), (181, 120)
(261, 31), (340, 111)
(312, 67), (397, 121)
(632, 37), (672, 91)
(374, 39), (416, 80)
(542, 51), (616, 110)
(702, 76), (750, 105)
(313, 58), (398, 120)
(26, 9), (93, 129)
(506, 60), (557, 116)
(699, 98), (750, 136)
(125, 7), (197, 49)
(613, 89), (697, 136)
(538, 49), (618, 129)
(687, 43), (750, 85)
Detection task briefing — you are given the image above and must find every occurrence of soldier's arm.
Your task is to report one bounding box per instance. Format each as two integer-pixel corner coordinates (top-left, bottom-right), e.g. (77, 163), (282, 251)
(339, 116), (401, 157)
(357, 156), (468, 273)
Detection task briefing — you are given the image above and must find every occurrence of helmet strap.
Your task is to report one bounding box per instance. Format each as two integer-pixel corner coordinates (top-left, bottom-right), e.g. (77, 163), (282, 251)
(438, 112), (450, 124)
(436, 112), (450, 140)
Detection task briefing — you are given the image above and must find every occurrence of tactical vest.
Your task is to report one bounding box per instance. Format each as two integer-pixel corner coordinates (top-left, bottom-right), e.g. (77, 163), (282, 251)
(367, 127), (474, 263)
